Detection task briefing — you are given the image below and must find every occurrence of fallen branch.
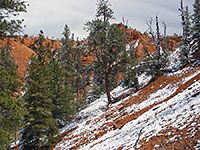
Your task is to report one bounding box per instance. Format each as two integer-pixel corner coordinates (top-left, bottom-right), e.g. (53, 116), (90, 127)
(133, 127), (144, 148)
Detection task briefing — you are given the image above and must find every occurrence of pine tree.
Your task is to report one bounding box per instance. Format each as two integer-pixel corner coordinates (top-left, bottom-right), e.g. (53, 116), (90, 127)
(61, 25), (89, 110)
(0, 49), (24, 150)
(0, 1), (27, 149)
(122, 66), (139, 90)
(21, 31), (78, 149)
(121, 53), (139, 90)
(179, 0), (191, 45)
(96, 0), (115, 22)
(190, 0), (200, 61)
(120, 20), (139, 90)
(191, 0), (200, 42)
(0, 0), (27, 38)
(87, 83), (102, 104)
(85, 0), (127, 105)
(20, 31), (58, 150)
(60, 25), (75, 82)
(179, 0), (192, 65)
(71, 39), (84, 99)
(48, 49), (75, 127)
(185, 6), (192, 42)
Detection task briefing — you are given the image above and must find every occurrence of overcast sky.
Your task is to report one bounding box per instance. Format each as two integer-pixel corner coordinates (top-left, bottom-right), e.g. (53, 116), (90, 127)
(19, 0), (194, 39)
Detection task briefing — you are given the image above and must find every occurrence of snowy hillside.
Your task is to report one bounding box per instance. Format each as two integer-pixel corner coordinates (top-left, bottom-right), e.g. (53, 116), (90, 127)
(54, 61), (200, 150)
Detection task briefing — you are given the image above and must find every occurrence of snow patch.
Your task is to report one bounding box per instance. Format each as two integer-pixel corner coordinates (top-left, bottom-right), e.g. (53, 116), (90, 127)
(137, 73), (152, 87)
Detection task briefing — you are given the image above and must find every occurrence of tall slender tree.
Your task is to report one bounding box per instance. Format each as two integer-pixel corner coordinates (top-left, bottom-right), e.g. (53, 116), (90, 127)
(191, 0), (200, 57)
(85, 0), (127, 105)
(179, 0), (192, 65)
(179, 0), (191, 45)
(191, 0), (200, 41)
(60, 24), (74, 79)
(0, 49), (24, 150)
(61, 25), (89, 110)
(48, 48), (75, 126)
(21, 30), (78, 149)
(20, 31), (58, 150)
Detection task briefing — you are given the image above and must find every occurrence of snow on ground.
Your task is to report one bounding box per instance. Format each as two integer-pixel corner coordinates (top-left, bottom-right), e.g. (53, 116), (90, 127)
(137, 73), (152, 87)
(84, 89), (199, 150)
(126, 40), (139, 52)
(81, 76), (200, 150)
(55, 66), (200, 150)
(166, 47), (182, 71)
(133, 83), (179, 111)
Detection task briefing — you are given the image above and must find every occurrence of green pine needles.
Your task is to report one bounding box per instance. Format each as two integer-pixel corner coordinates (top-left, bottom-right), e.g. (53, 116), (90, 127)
(0, 49), (24, 150)
(85, 0), (128, 105)
(20, 31), (76, 150)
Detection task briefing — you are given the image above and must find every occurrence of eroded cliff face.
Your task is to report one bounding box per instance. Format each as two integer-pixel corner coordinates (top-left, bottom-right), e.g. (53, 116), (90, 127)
(0, 24), (182, 77)
(0, 38), (35, 76)
(0, 36), (61, 76)
(79, 24), (182, 65)
(21, 36), (61, 51)
(116, 23), (182, 61)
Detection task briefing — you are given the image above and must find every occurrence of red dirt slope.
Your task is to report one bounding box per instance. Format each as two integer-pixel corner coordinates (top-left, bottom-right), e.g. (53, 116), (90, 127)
(0, 38), (35, 76)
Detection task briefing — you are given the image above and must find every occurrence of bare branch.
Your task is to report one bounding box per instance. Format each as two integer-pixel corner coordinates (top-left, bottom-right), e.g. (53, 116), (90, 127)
(133, 127), (144, 148)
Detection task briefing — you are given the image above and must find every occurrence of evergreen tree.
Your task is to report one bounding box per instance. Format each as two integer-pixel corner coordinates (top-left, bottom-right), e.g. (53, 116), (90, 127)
(0, 0), (27, 38)
(20, 31), (58, 150)
(179, 0), (191, 45)
(122, 68), (139, 90)
(121, 53), (139, 90)
(119, 20), (139, 90)
(191, 0), (200, 42)
(0, 1), (27, 149)
(85, 0), (127, 105)
(96, 0), (115, 22)
(191, 0), (200, 60)
(178, 0), (199, 65)
(71, 39), (89, 101)
(184, 6), (192, 42)
(60, 25), (89, 110)
(60, 24), (74, 82)
(48, 49), (75, 127)
(21, 31), (78, 149)
(87, 82), (102, 104)
(0, 49), (24, 150)
(179, 0), (192, 65)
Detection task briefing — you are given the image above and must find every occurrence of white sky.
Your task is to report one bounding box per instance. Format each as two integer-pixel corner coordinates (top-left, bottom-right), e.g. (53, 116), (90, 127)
(19, 0), (194, 39)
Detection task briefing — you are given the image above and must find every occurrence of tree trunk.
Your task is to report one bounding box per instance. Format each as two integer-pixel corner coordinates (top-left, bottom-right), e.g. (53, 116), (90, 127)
(105, 72), (112, 105)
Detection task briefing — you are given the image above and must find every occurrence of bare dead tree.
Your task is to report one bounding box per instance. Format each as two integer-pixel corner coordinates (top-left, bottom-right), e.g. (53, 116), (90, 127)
(162, 21), (168, 54)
